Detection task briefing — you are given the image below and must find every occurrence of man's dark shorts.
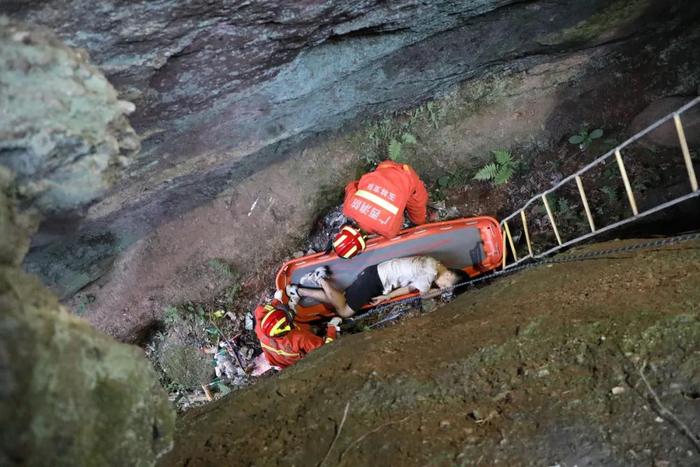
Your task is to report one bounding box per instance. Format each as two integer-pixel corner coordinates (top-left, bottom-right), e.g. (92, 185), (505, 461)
(344, 264), (383, 312)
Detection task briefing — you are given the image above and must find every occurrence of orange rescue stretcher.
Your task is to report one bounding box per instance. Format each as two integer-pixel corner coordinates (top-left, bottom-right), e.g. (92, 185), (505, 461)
(275, 216), (503, 322)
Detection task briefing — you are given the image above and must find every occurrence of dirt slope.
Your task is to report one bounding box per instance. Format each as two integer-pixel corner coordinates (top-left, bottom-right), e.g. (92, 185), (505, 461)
(162, 238), (700, 466)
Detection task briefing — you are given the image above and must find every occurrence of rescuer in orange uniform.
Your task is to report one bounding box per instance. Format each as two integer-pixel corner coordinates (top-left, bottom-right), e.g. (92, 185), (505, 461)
(340, 161), (428, 251)
(253, 297), (338, 369)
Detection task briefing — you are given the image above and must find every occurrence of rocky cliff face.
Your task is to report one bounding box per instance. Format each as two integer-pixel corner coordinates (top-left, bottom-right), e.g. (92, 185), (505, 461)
(0, 17), (139, 215)
(0, 171), (175, 466)
(2, 0), (699, 341)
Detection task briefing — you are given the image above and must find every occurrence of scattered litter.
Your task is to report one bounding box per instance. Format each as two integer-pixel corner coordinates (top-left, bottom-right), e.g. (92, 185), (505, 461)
(214, 342), (238, 380)
(468, 409), (483, 422)
(429, 200), (446, 211)
(252, 353), (277, 376)
(654, 416), (664, 423)
(307, 206), (348, 252)
(611, 386), (625, 395)
(212, 309), (225, 319)
(443, 206), (460, 219)
(247, 197), (259, 216)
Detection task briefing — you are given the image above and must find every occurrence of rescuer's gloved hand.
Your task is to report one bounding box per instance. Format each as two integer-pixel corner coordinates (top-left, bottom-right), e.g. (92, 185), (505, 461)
(324, 324), (338, 343)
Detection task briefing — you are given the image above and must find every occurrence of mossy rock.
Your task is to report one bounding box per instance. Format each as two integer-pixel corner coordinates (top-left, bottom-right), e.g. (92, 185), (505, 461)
(0, 184), (174, 466)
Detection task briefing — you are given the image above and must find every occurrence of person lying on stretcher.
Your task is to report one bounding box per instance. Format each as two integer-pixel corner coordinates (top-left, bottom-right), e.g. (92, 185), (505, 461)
(285, 256), (470, 318)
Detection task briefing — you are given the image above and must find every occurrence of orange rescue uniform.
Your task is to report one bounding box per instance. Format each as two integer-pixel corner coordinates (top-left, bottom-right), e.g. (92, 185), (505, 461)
(254, 300), (336, 369)
(343, 161), (428, 239)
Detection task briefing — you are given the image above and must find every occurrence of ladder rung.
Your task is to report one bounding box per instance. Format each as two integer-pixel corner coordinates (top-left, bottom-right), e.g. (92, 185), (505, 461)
(504, 220), (518, 262)
(542, 194), (563, 245)
(501, 227), (508, 269)
(575, 175), (596, 232)
(520, 210), (533, 257)
(615, 149), (639, 216)
(674, 114), (699, 192)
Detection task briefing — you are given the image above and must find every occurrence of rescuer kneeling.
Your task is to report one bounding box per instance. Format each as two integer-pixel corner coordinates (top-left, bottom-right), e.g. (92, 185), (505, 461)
(254, 292), (340, 369)
(333, 161), (429, 259)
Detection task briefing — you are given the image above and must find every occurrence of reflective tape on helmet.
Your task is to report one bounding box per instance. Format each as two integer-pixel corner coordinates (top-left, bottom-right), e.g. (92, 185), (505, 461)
(261, 309), (277, 329)
(355, 190), (399, 215)
(344, 226), (361, 236)
(341, 245), (357, 258)
(333, 234), (347, 248)
(270, 317), (291, 336)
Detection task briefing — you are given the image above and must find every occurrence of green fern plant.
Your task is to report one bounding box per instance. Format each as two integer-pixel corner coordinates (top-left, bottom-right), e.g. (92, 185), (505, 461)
(473, 149), (516, 185)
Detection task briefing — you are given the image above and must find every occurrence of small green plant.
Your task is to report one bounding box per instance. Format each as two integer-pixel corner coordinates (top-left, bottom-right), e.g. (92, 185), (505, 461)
(158, 339), (212, 390)
(473, 149), (516, 185)
(387, 132), (417, 162)
(432, 167), (470, 201)
(600, 185), (618, 204)
(549, 196), (583, 233)
(223, 283), (241, 306)
(426, 102), (439, 129)
(207, 258), (235, 278)
(569, 128), (603, 150)
(163, 305), (180, 325)
(436, 167), (470, 190)
(73, 293), (95, 316)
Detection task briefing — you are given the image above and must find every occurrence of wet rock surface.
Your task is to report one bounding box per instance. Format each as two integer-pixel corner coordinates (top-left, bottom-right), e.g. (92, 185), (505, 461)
(161, 239), (700, 466)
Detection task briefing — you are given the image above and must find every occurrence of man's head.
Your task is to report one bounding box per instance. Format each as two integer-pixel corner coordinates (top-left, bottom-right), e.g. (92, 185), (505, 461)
(434, 265), (470, 290)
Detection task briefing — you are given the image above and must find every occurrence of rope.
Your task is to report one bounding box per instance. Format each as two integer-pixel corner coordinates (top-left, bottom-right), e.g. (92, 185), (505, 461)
(348, 232), (700, 326)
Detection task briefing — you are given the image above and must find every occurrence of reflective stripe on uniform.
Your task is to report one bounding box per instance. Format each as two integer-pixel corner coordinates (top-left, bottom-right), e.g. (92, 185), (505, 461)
(355, 189), (400, 215)
(260, 341), (300, 358)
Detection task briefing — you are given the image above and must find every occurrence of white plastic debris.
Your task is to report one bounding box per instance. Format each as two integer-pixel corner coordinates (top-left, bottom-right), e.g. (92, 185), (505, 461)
(214, 342), (238, 380)
(244, 312), (254, 331)
(611, 386), (625, 395)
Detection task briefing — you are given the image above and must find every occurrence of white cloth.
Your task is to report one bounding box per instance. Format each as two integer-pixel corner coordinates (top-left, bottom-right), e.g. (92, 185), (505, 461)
(377, 256), (439, 295)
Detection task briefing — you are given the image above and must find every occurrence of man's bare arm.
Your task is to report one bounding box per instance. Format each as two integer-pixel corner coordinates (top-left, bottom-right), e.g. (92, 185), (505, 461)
(370, 286), (414, 305)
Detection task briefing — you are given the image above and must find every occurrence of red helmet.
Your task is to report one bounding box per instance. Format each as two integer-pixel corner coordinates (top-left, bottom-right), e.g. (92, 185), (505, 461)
(333, 225), (366, 259)
(260, 305), (291, 337)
